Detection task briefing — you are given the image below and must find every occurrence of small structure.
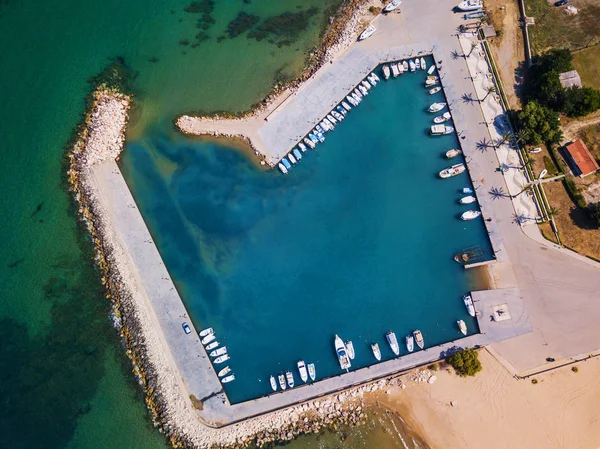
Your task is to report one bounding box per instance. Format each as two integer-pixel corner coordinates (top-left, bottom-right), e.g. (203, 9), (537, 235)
(559, 70), (582, 89)
(564, 140), (599, 178)
(482, 25), (497, 39)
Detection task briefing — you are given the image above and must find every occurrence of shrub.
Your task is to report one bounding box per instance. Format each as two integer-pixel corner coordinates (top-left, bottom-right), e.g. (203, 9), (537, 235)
(543, 155), (557, 175)
(427, 363), (439, 372)
(517, 101), (562, 145)
(563, 178), (587, 209)
(571, 366), (579, 373)
(531, 378), (538, 384)
(446, 348), (482, 377)
(562, 87), (600, 117)
(368, 6), (382, 15)
(589, 202), (600, 227)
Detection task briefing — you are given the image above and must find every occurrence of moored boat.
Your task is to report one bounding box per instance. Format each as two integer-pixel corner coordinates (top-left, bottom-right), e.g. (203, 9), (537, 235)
(337, 105), (347, 116)
(406, 335), (414, 352)
(359, 84), (368, 96)
(298, 142), (307, 152)
(420, 57), (426, 70)
(434, 111), (452, 123)
(292, 148), (302, 161)
(297, 361), (308, 383)
(218, 366), (231, 377)
(413, 330), (424, 349)
(286, 370), (295, 388)
(352, 92), (362, 104)
(457, 0), (483, 11)
(386, 331), (400, 356)
(332, 110), (344, 122)
(439, 163), (465, 178)
(199, 327), (213, 337)
(309, 132), (319, 142)
(353, 88), (362, 99)
(346, 341), (355, 360)
(278, 162), (288, 175)
(428, 102), (447, 113)
(288, 153), (297, 165)
(459, 195), (476, 204)
(429, 86), (441, 95)
(391, 64), (400, 78)
(341, 101), (352, 112)
(371, 72), (380, 82)
(334, 334), (352, 371)
(461, 210), (482, 221)
(427, 65), (436, 75)
(327, 113), (337, 124)
(462, 187), (473, 194)
(316, 132), (325, 143)
(347, 95), (358, 107)
(210, 346), (227, 357)
(415, 58), (421, 70)
(457, 320), (468, 336)
(430, 124), (454, 135)
(383, 64), (391, 79)
(304, 137), (315, 149)
(397, 62), (404, 74)
(402, 60), (409, 71)
(205, 341), (219, 350)
(270, 375), (277, 391)
(323, 118), (334, 129)
(446, 148), (462, 158)
(308, 363), (316, 381)
(214, 354), (230, 364)
(367, 75), (377, 87)
(371, 343), (382, 361)
(202, 333), (216, 345)
(409, 59), (416, 71)
(222, 374), (235, 383)
(359, 24), (376, 41)
(384, 0), (402, 12)
(315, 124), (324, 134)
(281, 157), (292, 170)
(278, 373), (287, 390)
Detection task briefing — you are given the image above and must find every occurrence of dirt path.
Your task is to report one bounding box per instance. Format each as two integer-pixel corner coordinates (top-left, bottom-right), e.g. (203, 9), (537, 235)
(561, 110), (600, 141)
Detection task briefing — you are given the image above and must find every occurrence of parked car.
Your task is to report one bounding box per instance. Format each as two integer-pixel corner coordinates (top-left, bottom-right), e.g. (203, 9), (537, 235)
(554, 0), (568, 6)
(182, 322), (191, 334)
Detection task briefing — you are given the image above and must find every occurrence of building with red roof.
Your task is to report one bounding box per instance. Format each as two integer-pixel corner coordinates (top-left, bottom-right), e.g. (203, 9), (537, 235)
(564, 140), (599, 178)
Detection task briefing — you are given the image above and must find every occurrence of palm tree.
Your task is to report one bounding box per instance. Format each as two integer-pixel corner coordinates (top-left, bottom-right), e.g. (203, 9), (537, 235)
(547, 206), (561, 217)
(483, 85), (497, 101)
(515, 129), (529, 147)
(496, 131), (513, 147)
(467, 40), (479, 57)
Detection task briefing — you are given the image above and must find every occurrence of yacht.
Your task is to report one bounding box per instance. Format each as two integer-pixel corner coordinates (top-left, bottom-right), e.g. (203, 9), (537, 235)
(347, 95), (358, 107)
(304, 137), (315, 149)
(415, 58), (421, 70)
(205, 341), (219, 350)
(286, 370), (295, 388)
(409, 59), (416, 71)
(210, 346), (227, 357)
(281, 157), (292, 170)
(434, 112), (452, 123)
(463, 294), (476, 317)
(346, 341), (355, 360)
(199, 327), (213, 337)
(413, 330), (425, 350)
(446, 148), (462, 158)
(457, 320), (468, 336)
(457, 0), (483, 11)
(429, 86), (441, 95)
(214, 354), (230, 364)
(459, 195), (476, 204)
(334, 334), (352, 371)
(202, 333), (216, 345)
(371, 343), (382, 361)
(383, 64), (391, 80)
(341, 102), (352, 112)
(430, 124), (454, 135)
(278, 373), (287, 390)
(386, 331), (400, 356)
(420, 57), (426, 70)
(308, 363), (316, 381)
(288, 153), (297, 165)
(222, 374), (235, 383)
(391, 64), (400, 78)
(270, 375), (277, 391)
(406, 335), (414, 352)
(384, 0), (402, 12)
(292, 148), (302, 161)
(439, 163), (465, 178)
(428, 102), (447, 113)
(402, 60), (409, 71)
(217, 366), (231, 377)
(461, 210), (482, 221)
(297, 361), (308, 383)
(359, 24), (376, 41)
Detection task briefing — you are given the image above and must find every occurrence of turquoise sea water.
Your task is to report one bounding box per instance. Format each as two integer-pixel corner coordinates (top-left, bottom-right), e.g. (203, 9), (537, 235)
(121, 60), (493, 404)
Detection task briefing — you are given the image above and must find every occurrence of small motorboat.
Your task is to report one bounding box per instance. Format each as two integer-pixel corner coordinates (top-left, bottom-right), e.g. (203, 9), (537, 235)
(372, 343), (382, 361)
(425, 78), (439, 87)
(359, 84), (368, 96)
(367, 75), (377, 87)
(205, 341), (219, 351)
(316, 132), (325, 143)
(461, 210), (482, 221)
(292, 148), (302, 161)
(409, 59), (416, 71)
(347, 95), (358, 107)
(429, 86), (441, 95)
(383, 64), (391, 79)
(386, 331), (400, 356)
(210, 346), (227, 357)
(406, 335), (414, 352)
(458, 320), (468, 336)
(529, 147), (542, 153)
(218, 366), (231, 377)
(278, 374), (287, 390)
(222, 374), (235, 383)
(323, 118), (334, 129)
(338, 104), (349, 114)
(297, 361), (308, 383)
(199, 327), (213, 337)
(459, 195), (477, 204)
(214, 354), (230, 364)
(446, 148), (462, 158)
(397, 62), (405, 74)
(304, 137), (315, 149)
(415, 58), (421, 70)
(352, 92), (362, 104)
(327, 113), (337, 124)
(281, 158), (292, 170)
(439, 163), (465, 178)
(202, 333), (216, 345)
(308, 363), (316, 381)
(298, 142), (307, 152)
(391, 64), (400, 78)
(413, 330), (425, 349)
(428, 102), (447, 113)
(430, 125), (454, 135)
(371, 72), (380, 82)
(434, 112), (452, 123)
(359, 24), (376, 41)
(345, 341), (355, 360)
(288, 153), (297, 165)
(353, 88), (362, 99)
(402, 60), (409, 71)
(309, 132), (319, 143)
(420, 57), (426, 70)
(462, 187), (473, 194)
(457, 0), (483, 11)
(384, 0), (402, 12)
(270, 375), (277, 391)
(277, 163), (288, 174)
(427, 65), (436, 75)
(332, 110), (344, 122)
(315, 124), (324, 134)
(335, 334), (352, 371)
(286, 370), (295, 388)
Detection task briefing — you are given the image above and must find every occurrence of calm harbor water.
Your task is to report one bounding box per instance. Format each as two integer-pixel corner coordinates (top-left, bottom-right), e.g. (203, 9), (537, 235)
(121, 59), (492, 404)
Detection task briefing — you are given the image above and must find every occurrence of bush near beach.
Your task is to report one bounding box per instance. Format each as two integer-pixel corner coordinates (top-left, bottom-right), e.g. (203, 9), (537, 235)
(446, 348), (482, 377)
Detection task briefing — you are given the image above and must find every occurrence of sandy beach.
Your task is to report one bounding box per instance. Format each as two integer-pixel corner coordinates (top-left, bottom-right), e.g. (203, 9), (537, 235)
(371, 350), (600, 449)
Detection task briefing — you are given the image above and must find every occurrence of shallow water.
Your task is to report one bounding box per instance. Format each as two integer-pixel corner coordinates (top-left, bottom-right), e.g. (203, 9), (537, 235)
(121, 60), (493, 403)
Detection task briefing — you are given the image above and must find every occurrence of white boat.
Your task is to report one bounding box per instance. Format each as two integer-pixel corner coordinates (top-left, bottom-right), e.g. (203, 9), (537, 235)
(359, 84), (368, 96)
(430, 124), (454, 135)
(292, 148), (302, 161)
(278, 374), (287, 390)
(214, 354), (230, 364)
(428, 102), (446, 113)
(218, 366), (231, 377)
(288, 153), (297, 165)
(308, 363), (316, 381)
(277, 163), (287, 174)
(409, 59), (416, 71)
(352, 93), (362, 104)
(270, 375), (277, 391)
(286, 370), (295, 388)
(439, 163), (465, 178)
(391, 64), (400, 78)
(282, 158), (292, 170)
(425, 78), (439, 87)
(347, 95), (358, 107)
(205, 341), (219, 350)
(415, 58), (421, 70)
(371, 72), (380, 82)
(332, 110), (344, 122)
(202, 334), (216, 345)
(461, 210), (482, 220)
(371, 343), (382, 361)
(463, 295), (476, 318)
(427, 65), (436, 75)
(353, 88), (362, 99)
(427, 75), (439, 82)
(210, 346), (227, 357)
(334, 334), (352, 371)
(367, 75), (377, 87)
(413, 330), (424, 349)
(406, 335), (414, 352)
(429, 86), (441, 95)
(383, 64), (391, 79)
(304, 137), (315, 149)
(323, 118), (334, 129)
(420, 57), (426, 70)
(529, 147), (542, 154)
(434, 112), (452, 123)
(397, 62), (404, 74)
(297, 361), (308, 383)
(446, 148), (462, 158)
(384, 0), (402, 12)
(386, 331), (400, 356)
(359, 24), (376, 41)
(199, 327), (213, 337)
(457, 0), (483, 11)
(457, 320), (468, 336)
(402, 61), (409, 71)
(459, 195), (477, 204)
(462, 187), (473, 194)
(298, 142), (307, 152)
(327, 113), (337, 124)
(346, 341), (355, 360)
(341, 101), (352, 111)
(222, 374), (235, 383)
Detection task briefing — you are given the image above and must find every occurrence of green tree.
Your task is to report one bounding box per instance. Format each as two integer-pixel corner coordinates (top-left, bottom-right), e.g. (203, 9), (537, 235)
(446, 348), (482, 377)
(590, 202), (600, 227)
(517, 101), (563, 145)
(562, 87), (600, 117)
(536, 48), (573, 74)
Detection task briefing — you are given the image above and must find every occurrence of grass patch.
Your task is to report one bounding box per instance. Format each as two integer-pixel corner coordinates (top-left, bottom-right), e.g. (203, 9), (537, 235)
(539, 221), (559, 243)
(543, 155), (559, 175)
(572, 46), (600, 90)
(482, 41), (510, 110)
(578, 122), (600, 162)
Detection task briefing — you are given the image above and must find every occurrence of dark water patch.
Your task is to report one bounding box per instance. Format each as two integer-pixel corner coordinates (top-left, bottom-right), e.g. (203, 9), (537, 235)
(226, 12), (260, 39)
(7, 258), (24, 269)
(248, 8), (319, 45)
(184, 0), (213, 14)
(30, 202), (44, 218)
(179, 39), (190, 46)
